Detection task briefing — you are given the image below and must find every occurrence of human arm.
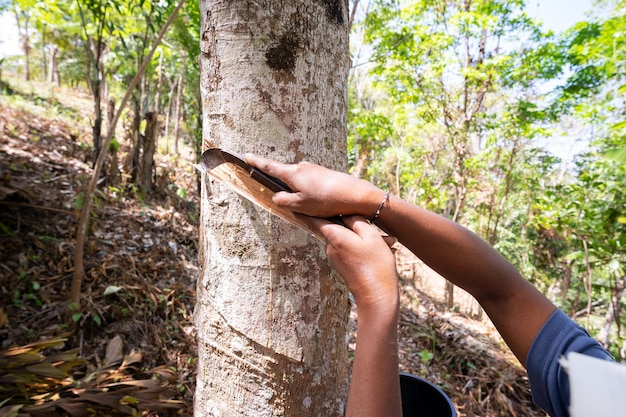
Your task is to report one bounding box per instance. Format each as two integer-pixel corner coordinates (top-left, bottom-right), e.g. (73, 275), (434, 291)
(245, 154), (556, 366)
(307, 215), (402, 417)
(372, 195), (556, 365)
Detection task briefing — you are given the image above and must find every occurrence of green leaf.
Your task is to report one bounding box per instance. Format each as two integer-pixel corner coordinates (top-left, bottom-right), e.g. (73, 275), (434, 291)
(603, 149), (626, 164)
(418, 349), (434, 363)
(176, 187), (187, 199)
(0, 222), (15, 237)
(109, 138), (121, 152)
(612, 120), (626, 130)
(120, 395), (138, 405)
(75, 192), (85, 210)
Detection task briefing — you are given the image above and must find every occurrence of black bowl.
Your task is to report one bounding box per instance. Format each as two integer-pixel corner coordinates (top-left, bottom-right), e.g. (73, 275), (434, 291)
(400, 373), (457, 417)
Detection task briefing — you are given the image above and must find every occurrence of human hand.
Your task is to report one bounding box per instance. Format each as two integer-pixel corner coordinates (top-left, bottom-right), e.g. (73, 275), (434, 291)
(308, 215), (399, 311)
(245, 154), (384, 219)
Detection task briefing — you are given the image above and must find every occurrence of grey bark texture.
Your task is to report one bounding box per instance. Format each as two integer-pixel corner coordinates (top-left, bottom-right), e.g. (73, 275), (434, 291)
(196, 1), (351, 416)
(138, 111), (158, 192)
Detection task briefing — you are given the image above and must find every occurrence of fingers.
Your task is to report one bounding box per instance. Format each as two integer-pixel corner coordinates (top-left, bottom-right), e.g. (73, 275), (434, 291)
(245, 154), (302, 209)
(343, 216), (394, 242)
(272, 190), (302, 209)
(341, 216), (372, 237)
(343, 217), (398, 256)
(347, 217), (397, 246)
(309, 215), (396, 250)
(245, 153), (291, 179)
(307, 216), (343, 243)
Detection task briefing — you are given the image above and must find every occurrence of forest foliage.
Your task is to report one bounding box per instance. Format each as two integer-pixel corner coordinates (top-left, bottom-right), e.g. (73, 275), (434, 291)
(0, 0), (624, 375)
(348, 0), (626, 358)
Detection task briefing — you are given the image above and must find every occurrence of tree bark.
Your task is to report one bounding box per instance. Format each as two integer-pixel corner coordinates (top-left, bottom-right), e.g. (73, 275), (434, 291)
(14, 7), (30, 81)
(598, 275), (625, 350)
(91, 75), (103, 166)
(105, 98), (120, 186)
(138, 111), (158, 192)
(164, 75), (176, 152)
(155, 51), (163, 114)
(47, 45), (60, 86)
(196, 1), (351, 416)
(41, 24), (46, 82)
(84, 32), (105, 167)
(128, 93), (142, 183)
(173, 55), (186, 155)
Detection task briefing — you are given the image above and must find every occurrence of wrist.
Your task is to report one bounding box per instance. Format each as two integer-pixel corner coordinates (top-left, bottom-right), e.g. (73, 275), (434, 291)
(356, 183), (388, 219)
(354, 291), (399, 321)
(356, 303), (399, 337)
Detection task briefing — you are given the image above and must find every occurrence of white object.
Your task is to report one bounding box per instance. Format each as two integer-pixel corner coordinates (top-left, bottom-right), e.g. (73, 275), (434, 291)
(564, 352), (626, 417)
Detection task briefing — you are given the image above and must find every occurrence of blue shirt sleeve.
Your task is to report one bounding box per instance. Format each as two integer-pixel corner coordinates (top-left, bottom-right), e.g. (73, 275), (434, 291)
(526, 309), (614, 417)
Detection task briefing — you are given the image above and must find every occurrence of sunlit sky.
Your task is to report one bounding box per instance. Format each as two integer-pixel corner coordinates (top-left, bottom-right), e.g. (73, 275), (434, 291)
(0, 0), (596, 59)
(527, 0), (595, 32)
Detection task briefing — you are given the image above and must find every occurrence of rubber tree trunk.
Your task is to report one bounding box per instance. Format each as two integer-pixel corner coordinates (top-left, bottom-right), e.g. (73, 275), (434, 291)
(87, 36), (105, 167)
(91, 78), (103, 167)
(105, 98), (120, 186)
(154, 51), (163, 114)
(196, 1), (351, 416)
(597, 275), (625, 350)
(128, 94), (142, 183)
(164, 75), (175, 152)
(173, 55), (186, 155)
(138, 111), (158, 193)
(14, 8), (30, 81)
(47, 45), (60, 86)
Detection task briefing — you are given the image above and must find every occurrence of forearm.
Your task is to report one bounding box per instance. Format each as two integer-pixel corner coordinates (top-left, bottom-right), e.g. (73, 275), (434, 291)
(375, 195), (515, 299)
(347, 304), (402, 417)
(373, 194), (556, 364)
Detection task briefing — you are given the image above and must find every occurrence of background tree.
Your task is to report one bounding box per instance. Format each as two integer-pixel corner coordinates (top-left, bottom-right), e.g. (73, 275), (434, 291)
(195, 0), (352, 415)
(10, 0), (33, 81)
(360, 0), (561, 307)
(346, 0), (625, 356)
(76, 0), (110, 165)
(545, 0), (625, 355)
(70, 0), (186, 308)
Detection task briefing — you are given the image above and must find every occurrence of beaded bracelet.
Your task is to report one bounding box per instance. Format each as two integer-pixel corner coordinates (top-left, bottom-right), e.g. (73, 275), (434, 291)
(371, 191), (390, 224)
